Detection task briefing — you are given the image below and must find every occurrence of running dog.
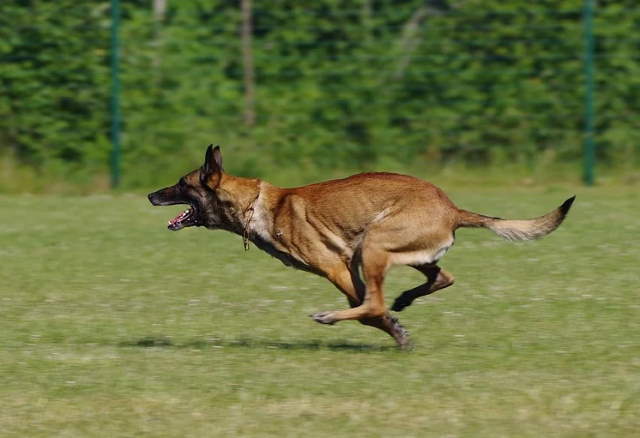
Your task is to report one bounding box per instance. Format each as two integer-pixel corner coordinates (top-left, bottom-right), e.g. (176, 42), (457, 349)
(148, 145), (575, 347)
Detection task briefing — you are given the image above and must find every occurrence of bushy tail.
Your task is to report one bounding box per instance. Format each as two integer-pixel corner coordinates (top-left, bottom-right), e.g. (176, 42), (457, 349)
(456, 196), (575, 241)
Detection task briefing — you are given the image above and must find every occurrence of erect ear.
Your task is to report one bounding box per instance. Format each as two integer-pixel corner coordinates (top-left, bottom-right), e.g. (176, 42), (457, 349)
(202, 144), (223, 175)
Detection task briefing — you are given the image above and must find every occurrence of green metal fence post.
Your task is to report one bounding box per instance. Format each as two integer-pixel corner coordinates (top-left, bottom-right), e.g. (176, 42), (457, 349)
(583, 0), (596, 185)
(110, 0), (122, 188)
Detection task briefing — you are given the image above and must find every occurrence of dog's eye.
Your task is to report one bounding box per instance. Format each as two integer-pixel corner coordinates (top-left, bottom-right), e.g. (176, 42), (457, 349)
(179, 178), (186, 187)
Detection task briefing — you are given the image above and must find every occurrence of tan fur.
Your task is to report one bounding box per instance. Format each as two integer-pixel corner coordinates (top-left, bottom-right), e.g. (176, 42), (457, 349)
(149, 147), (575, 348)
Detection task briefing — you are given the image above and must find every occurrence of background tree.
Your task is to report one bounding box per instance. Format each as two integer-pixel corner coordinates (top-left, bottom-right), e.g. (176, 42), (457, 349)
(0, 0), (638, 189)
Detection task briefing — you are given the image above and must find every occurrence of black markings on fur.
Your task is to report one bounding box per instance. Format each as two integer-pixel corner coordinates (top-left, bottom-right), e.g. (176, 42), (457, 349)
(559, 195), (576, 217)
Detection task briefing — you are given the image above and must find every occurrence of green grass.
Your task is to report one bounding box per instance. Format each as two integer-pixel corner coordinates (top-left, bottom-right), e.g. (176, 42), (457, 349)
(1, 185), (639, 437)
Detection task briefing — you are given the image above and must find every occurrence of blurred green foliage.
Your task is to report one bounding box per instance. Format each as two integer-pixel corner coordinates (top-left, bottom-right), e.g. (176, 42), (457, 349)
(0, 0), (639, 189)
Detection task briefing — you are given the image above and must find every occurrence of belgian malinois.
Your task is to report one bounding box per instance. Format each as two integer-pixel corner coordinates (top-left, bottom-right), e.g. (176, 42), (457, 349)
(148, 145), (575, 347)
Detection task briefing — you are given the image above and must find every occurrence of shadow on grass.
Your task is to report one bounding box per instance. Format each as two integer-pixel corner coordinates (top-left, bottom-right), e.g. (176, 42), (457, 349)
(119, 335), (398, 352)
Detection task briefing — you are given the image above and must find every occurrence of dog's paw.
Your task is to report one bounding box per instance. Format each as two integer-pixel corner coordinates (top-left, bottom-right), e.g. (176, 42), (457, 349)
(310, 311), (337, 325)
(389, 316), (412, 349)
(391, 317), (410, 337)
(391, 299), (408, 312)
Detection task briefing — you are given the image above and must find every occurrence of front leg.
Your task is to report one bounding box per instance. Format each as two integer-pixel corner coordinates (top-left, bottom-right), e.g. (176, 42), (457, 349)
(311, 311), (338, 325)
(310, 309), (410, 348)
(310, 257), (410, 348)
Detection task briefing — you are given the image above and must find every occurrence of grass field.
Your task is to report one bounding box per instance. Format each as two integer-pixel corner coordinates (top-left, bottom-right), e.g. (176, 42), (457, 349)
(1, 184), (638, 437)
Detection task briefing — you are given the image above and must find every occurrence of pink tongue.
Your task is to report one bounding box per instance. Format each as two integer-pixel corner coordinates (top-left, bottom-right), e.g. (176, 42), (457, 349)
(169, 209), (189, 225)
(169, 213), (182, 225)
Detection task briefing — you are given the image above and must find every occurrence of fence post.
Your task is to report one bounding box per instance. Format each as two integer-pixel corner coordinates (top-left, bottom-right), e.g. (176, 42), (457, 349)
(110, 0), (122, 188)
(241, 0), (255, 127)
(582, 0), (596, 185)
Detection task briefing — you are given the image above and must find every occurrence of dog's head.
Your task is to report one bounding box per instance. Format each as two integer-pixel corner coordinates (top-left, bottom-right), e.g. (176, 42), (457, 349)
(148, 145), (227, 231)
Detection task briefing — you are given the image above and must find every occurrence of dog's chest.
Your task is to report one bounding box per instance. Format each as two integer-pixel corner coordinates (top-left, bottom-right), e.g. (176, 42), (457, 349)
(250, 234), (315, 273)
(249, 193), (318, 274)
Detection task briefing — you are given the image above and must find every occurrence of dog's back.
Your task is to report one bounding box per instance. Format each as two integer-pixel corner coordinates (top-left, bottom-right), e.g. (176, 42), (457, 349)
(291, 172), (459, 234)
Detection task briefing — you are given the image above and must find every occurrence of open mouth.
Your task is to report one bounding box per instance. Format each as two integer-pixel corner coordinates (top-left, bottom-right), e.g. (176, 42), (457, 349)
(167, 205), (200, 231)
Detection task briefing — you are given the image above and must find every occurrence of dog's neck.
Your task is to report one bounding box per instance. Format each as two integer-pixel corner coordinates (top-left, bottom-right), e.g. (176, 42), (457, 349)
(215, 174), (262, 236)
(243, 180), (281, 244)
(239, 184), (262, 250)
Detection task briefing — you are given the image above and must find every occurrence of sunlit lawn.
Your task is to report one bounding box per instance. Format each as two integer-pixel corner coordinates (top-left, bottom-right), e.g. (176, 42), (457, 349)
(1, 184), (638, 436)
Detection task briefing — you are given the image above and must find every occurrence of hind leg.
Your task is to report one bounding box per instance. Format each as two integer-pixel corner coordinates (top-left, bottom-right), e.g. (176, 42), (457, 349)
(391, 264), (455, 312)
